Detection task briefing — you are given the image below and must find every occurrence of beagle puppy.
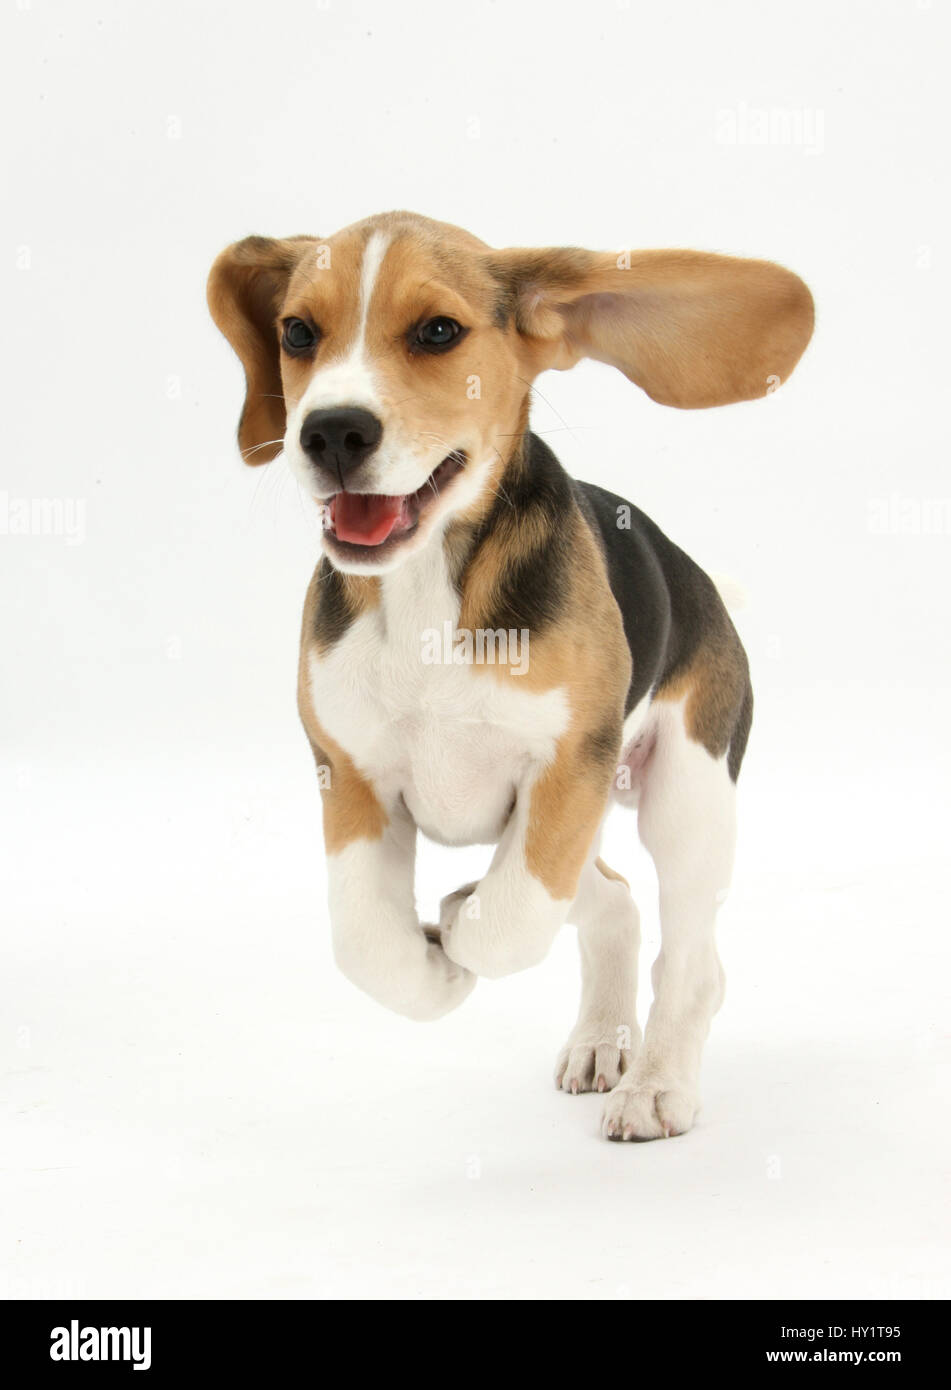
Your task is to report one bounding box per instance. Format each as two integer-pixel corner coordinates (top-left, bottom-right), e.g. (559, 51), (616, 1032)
(207, 212), (813, 1141)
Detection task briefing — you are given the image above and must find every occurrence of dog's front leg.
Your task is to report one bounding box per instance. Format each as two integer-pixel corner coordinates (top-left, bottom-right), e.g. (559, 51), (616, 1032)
(441, 749), (611, 979)
(327, 802), (476, 1021)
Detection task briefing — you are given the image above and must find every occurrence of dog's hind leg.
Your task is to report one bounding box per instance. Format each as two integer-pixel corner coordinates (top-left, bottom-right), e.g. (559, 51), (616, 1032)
(554, 854), (641, 1094)
(601, 700), (736, 1140)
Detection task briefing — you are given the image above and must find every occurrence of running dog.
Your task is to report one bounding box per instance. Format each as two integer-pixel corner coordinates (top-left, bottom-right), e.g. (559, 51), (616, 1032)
(207, 212), (813, 1140)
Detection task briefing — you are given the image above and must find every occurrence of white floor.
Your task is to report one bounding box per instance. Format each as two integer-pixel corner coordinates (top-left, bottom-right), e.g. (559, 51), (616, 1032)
(3, 702), (948, 1301)
(4, 0), (949, 1306)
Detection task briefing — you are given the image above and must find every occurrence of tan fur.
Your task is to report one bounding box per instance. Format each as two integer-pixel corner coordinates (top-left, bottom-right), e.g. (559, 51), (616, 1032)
(206, 235), (317, 461)
(488, 245), (815, 408)
(459, 497), (631, 902)
(297, 575), (387, 852)
(654, 631), (749, 761)
(521, 550), (629, 902)
(524, 732), (617, 900)
(207, 212), (814, 472)
(595, 857), (629, 887)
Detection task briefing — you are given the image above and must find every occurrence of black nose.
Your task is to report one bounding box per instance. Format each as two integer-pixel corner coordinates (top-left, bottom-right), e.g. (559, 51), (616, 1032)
(299, 407), (383, 475)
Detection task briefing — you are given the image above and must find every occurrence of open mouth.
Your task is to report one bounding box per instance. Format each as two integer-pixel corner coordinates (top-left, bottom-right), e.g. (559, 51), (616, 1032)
(324, 451), (467, 553)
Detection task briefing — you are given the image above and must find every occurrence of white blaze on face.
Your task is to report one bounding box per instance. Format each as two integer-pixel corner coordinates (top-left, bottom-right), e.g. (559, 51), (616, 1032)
(282, 227), (483, 549)
(351, 230), (390, 360)
(284, 231), (391, 490)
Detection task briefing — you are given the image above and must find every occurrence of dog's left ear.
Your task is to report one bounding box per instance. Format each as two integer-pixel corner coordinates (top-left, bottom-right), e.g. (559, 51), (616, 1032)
(489, 245), (814, 408)
(207, 235), (317, 462)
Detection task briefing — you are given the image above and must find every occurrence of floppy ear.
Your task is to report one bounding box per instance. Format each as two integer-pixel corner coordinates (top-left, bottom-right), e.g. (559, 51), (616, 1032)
(206, 235), (317, 462)
(489, 246), (814, 408)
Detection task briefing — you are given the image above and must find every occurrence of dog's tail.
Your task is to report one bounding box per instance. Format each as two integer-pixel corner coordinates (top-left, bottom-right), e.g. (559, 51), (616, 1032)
(710, 571), (749, 616)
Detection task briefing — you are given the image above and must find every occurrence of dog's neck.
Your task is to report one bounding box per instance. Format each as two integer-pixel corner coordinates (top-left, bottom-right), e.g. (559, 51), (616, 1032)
(364, 427), (534, 632)
(379, 529), (461, 643)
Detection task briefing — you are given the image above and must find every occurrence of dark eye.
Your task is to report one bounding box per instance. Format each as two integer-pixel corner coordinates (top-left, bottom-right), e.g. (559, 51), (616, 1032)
(414, 317), (464, 352)
(282, 317), (319, 354)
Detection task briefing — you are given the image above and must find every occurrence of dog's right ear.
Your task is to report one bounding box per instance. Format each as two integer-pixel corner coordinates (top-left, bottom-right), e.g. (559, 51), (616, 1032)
(207, 235), (316, 463)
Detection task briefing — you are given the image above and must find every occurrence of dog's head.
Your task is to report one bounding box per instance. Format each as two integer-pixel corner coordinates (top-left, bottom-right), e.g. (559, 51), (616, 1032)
(208, 211), (813, 573)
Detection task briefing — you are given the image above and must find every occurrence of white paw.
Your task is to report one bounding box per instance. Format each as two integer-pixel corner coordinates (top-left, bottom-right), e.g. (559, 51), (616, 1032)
(554, 1037), (632, 1094)
(333, 927), (476, 1021)
(600, 1079), (698, 1141)
(440, 876), (564, 979)
(415, 940), (477, 1020)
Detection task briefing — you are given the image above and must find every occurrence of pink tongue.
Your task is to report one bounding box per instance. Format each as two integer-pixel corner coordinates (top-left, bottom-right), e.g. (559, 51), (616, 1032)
(332, 492), (406, 546)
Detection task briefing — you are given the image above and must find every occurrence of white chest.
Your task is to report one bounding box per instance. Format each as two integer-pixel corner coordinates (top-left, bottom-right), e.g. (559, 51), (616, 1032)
(306, 547), (569, 845)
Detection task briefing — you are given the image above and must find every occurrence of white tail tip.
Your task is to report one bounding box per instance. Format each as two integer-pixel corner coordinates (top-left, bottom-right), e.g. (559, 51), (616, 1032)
(710, 571), (750, 614)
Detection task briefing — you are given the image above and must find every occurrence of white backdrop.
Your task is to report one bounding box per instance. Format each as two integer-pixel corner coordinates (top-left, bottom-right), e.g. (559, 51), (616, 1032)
(2, 0), (948, 1299)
